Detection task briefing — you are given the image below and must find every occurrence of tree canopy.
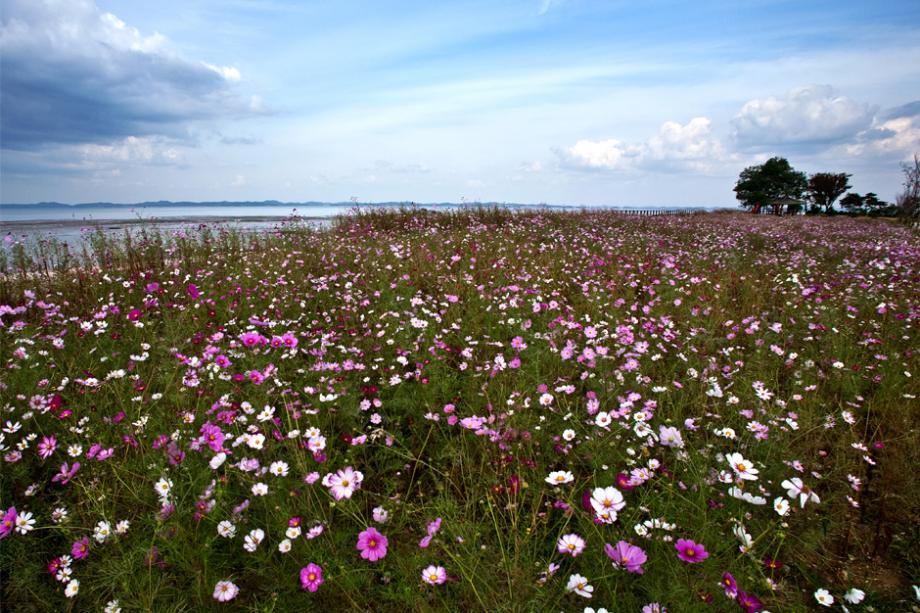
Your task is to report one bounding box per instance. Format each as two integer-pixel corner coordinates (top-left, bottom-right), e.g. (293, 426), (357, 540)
(807, 172), (851, 213)
(734, 157), (807, 214)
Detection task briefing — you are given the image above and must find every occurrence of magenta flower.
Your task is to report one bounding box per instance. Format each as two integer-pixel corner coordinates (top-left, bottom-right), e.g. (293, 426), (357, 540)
(300, 563), (324, 592)
(0, 507), (16, 539)
(37, 435), (57, 459)
(604, 540), (648, 574)
(675, 538), (709, 563)
(72, 536), (90, 559)
(419, 517), (442, 548)
(51, 461), (80, 485)
(721, 572), (738, 597)
(356, 527), (388, 561)
(737, 591), (764, 612)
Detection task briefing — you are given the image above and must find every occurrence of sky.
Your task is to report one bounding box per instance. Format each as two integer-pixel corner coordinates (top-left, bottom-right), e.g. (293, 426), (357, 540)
(1, 0), (919, 206)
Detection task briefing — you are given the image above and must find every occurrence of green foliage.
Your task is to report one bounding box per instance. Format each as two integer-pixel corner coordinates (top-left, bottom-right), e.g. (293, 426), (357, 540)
(734, 157), (807, 214)
(807, 172), (851, 213)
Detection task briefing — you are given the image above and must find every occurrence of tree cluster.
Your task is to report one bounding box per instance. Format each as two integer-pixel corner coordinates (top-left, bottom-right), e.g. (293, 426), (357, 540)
(734, 156), (918, 219)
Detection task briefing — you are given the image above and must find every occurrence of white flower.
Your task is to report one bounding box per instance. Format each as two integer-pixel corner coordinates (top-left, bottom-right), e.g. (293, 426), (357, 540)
(545, 470), (574, 486)
(590, 486), (625, 523)
(782, 477), (820, 507)
(773, 497), (790, 516)
(278, 538), (292, 553)
(726, 452), (759, 481)
(14, 511), (35, 535)
(64, 578), (80, 598)
(213, 580), (239, 602)
(251, 482), (269, 496)
(594, 412), (612, 428)
(154, 477), (173, 500)
(566, 573), (593, 598)
(562, 429), (576, 441)
(115, 519), (130, 535)
(93, 521), (112, 543)
(104, 599), (122, 613)
(209, 453), (227, 470)
(286, 526), (302, 539)
(217, 520), (236, 538)
(269, 461), (289, 477)
(814, 588), (834, 606)
(243, 528), (264, 552)
(246, 433), (265, 450)
(843, 588), (865, 604)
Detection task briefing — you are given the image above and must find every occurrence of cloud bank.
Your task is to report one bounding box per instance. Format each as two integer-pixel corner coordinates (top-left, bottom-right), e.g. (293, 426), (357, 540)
(0, 0), (249, 150)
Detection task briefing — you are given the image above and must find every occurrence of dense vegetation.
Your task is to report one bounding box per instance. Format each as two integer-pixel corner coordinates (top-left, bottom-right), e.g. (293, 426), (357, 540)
(1, 209), (918, 612)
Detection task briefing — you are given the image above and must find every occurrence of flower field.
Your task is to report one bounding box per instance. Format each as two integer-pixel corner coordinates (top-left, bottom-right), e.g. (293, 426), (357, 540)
(1, 209), (918, 612)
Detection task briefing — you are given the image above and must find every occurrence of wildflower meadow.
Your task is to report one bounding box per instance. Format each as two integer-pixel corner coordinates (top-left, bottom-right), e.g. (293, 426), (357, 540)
(1, 208), (918, 612)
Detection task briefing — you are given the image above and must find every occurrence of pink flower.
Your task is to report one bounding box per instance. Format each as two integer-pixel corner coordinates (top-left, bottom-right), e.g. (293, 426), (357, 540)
(0, 507), (16, 539)
(37, 435), (57, 459)
(300, 563), (324, 592)
(72, 536), (90, 559)
(356, 527), (388, 562)
(51, 462), (80, 485)
(323, 466), (363, 500)
(419, 517), (442, 548)
(604, 540), (647, 574)
(675, 538), (709, 563)
(421, 564), (447, 585)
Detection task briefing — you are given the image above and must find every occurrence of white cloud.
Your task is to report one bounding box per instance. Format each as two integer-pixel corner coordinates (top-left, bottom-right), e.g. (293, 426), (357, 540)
(205, 63), (242, 82)
(559, 117), (728, 172)
(731, 85), (875, 149)
(846, 116), (920, 159)
(79, 137), (182, 164)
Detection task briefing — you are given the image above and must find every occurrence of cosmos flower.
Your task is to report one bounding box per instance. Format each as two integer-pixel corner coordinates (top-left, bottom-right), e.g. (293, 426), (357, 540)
(300, 563), (324, 592)
(323, 466), (363, 500)
(421, 565), (447, 585)
(71, 536), (89, 559)
(782, 477), (820, 507)
(0, 507), (17, 539)
(726, 452), (759, 481)
(557, 533), (586, 557)
(814, 588), (834, 606)
(675, 539), (708, 563)
(545, 470), (574, 486)
(213, 580), (239, 602)
(566, 574), (593, 598)
(590, 486), (625, 523)
(356, 527), (388, 562)
(604, 540), (647, 574)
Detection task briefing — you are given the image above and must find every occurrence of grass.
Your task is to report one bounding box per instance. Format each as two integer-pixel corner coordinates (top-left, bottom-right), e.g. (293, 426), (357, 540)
(1, 208), (918, 612)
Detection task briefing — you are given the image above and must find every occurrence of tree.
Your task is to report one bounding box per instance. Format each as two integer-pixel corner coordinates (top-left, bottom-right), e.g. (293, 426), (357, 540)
(807, 172), (851, 213)
(734, 157), (807, 215)
(896, 154), (920, 223)
(839, 192), (865, 213)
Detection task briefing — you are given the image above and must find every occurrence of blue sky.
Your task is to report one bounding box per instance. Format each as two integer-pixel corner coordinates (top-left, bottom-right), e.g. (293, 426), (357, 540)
(1, 0), (919, 206)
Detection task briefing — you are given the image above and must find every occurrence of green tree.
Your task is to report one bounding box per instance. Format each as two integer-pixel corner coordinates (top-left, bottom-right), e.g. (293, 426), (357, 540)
(807, 172), (851, 213)
(734, 157), (807, 215)
(839, 192), (865, 213)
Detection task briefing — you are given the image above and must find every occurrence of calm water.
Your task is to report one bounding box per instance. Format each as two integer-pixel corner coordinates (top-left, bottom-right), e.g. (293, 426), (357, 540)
(0, 203), (715, 248)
